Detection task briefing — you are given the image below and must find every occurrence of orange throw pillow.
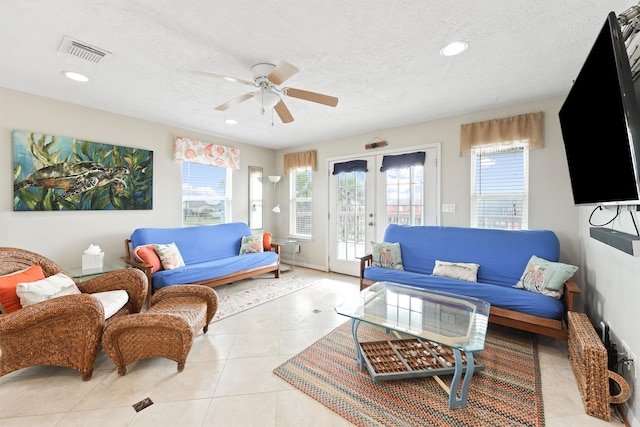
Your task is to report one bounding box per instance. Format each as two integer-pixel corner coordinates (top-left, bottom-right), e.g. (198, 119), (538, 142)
(133, 244), (163, 274)
(0, 265), (46, 313)
(263, 232), (272, 251)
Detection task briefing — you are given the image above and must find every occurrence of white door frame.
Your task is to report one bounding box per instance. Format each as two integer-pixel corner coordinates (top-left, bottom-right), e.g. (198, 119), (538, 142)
(327, 143), (441, 276)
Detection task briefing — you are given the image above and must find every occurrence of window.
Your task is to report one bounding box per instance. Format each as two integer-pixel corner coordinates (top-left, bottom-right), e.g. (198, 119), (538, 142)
(289, 167), (312, 237)
(384, 165), (424, 226)
(470, 143), (528, 230)
(182, 162), (232, 226)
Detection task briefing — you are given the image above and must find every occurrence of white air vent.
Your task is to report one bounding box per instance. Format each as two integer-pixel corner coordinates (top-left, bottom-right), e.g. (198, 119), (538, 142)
(58, 36), (110, 63)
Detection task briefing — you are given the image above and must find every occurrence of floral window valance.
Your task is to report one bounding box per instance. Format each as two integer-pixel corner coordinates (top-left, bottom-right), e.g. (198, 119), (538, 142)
(284, 150), (317, 173)
(174, 136), (240, 169)
(459, 112), (543, 156)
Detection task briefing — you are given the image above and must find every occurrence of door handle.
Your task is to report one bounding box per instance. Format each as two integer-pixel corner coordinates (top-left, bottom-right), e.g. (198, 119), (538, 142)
(368, 222), (374, 226)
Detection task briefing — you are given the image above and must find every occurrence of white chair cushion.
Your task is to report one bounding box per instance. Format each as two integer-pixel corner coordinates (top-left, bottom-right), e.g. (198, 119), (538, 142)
(91, 290), (129, 319)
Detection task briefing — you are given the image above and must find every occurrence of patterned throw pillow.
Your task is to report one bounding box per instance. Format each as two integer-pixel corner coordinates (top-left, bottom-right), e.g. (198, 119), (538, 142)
(432, 260), (480, 282)
(370, 241), (404, 270)
(514, 255), (578, 299)
(240, 235), (264, 254)
(154, 243), (186, 270)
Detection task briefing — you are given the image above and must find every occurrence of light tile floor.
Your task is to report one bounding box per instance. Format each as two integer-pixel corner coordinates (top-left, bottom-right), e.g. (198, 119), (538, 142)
(0, 268), (627, 426)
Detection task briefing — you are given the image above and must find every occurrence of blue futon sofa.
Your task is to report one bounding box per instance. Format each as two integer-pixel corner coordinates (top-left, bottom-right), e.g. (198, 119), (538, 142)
(360, 224), (581, 339)
(124, 222), (279, 298)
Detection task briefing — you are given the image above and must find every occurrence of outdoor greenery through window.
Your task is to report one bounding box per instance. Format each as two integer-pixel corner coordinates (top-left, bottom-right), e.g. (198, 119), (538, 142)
(470, 143), (528, 230)
(182, 162), (231, 226)
(289, 167), (312, 237)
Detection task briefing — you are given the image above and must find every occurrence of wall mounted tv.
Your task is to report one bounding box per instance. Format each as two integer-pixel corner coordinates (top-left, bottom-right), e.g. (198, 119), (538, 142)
(559, 11), (640, 206)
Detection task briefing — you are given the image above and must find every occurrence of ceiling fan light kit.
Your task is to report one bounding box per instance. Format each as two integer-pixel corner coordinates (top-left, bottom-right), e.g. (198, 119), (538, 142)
(194, 60), (338, 124)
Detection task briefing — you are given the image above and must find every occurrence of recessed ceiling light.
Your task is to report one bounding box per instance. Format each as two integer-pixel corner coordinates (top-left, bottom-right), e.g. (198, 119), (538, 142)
(440, 41), (468, 57)
(62, 71), (90, 82)
(225, 119), (238, 125)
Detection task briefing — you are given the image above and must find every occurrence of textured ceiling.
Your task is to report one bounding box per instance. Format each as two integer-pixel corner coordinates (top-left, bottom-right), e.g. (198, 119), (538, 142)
(0, 0), (634, 149)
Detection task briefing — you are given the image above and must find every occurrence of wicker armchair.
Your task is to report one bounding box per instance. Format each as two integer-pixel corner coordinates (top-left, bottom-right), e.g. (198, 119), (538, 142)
(0, 247), (148, 380)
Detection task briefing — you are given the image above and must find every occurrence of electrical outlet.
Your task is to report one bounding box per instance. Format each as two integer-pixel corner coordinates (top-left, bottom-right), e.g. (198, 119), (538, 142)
(441, 203), (456, 213)
(621, 340), (636, 378)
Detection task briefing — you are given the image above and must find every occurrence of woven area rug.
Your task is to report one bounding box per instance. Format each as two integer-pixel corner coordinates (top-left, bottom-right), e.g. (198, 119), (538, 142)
(274, 321), (544, 427)
(212, 272), (320, 321)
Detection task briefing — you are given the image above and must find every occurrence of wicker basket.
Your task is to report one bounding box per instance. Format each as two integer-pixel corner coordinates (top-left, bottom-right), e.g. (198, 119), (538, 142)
(567, 311), (631, 421)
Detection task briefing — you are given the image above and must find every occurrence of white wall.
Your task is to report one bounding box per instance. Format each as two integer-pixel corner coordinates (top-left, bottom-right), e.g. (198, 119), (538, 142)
(577, 206), (640, 425)
(0, 87), (277, 267)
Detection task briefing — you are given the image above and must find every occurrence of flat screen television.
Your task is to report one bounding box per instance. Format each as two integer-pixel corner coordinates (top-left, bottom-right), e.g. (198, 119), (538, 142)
(559, 11), (640, 206)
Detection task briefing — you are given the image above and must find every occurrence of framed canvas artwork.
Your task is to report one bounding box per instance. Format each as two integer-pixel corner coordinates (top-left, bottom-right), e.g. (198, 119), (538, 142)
(12, 130), (153, 211)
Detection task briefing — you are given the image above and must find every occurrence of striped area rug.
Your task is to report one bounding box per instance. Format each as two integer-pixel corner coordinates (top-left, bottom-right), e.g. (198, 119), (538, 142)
(274, 321), (544, 427)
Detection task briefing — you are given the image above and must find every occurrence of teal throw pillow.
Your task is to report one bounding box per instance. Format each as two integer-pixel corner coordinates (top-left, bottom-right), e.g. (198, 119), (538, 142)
(371, 241), (404, 270)
(514, 255), (578, 299)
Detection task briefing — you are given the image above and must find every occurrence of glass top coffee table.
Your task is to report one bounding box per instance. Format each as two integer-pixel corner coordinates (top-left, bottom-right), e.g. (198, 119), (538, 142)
(335, 281), (490, 409)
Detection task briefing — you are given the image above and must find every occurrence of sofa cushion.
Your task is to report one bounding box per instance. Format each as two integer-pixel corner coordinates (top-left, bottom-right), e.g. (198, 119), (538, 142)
(382, 224), (560, 287)
(91, 290), (129, 319)
(432, 260), (479, 282)
(363, 266), (564, 319)
(154, 243), (186, 270)
(514, 255), (578, 299)
(131, 222), (254, 265)
(151, 251), (278, 289)
(371, 241), (404, 270)
(240, 234), (264, 254)
(16, 272), (81, 307)
(0, 265), (46, 313)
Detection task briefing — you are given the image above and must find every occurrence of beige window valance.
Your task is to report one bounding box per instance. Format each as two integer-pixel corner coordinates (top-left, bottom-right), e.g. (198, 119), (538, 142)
(284, 150), (317, 173)
(459, 112), (544, 156)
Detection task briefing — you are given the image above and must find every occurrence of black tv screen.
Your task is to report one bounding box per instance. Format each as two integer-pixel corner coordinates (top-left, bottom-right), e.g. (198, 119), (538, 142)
(559, 11), (640, 206)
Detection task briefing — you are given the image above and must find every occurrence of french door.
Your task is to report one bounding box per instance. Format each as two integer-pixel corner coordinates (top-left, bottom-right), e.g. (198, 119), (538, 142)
(328, 146), (439, 276)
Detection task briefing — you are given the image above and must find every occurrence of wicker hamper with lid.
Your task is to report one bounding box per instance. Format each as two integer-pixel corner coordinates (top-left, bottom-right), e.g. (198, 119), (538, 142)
(567, 311), (631, 421)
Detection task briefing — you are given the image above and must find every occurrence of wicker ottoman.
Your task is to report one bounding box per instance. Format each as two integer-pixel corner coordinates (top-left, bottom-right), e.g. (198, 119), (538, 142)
(567, 311), (631, 421)
(102, 285), (218, 375)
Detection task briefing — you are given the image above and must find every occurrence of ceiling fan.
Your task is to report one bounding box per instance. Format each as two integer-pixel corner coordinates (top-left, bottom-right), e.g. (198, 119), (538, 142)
(193, 60), (338, 124)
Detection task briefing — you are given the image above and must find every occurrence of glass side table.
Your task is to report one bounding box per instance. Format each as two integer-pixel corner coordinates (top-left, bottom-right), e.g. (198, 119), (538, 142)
(271, 238), (297, 271)
(66, 262), (126, 281)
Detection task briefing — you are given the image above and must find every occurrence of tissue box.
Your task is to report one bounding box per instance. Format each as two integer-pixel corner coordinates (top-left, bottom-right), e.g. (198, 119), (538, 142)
(82, 253), (104, 270)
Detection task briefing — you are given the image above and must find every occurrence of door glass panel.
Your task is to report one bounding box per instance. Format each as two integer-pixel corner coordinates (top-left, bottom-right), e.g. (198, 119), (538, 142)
(384, 165), (424, 226)
(336, 170), (367, 261)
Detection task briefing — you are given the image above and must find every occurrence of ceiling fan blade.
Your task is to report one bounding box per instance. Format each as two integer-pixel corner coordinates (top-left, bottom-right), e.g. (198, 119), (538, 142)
(192, 70), (256, 87)
(274, 100), (294, 123)
(268, 61), (299, 85)
(215, 92), (254, 111)
(284, 87), (338, 107)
